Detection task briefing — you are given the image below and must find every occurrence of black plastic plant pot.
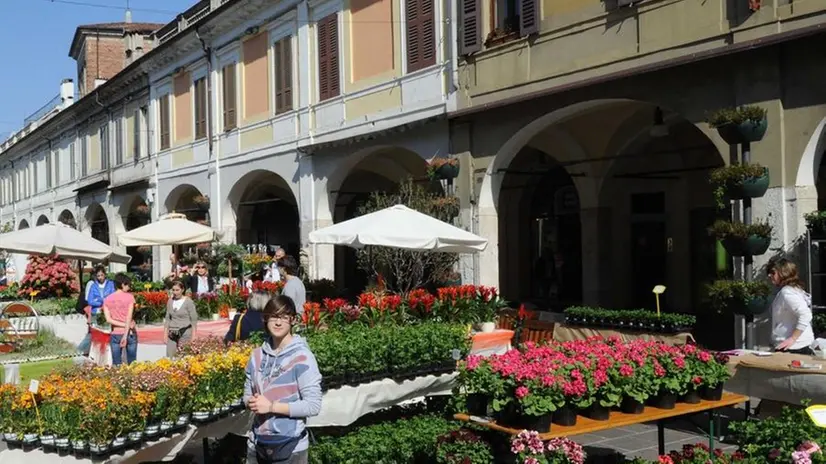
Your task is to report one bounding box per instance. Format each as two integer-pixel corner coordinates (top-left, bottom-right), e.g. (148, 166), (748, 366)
(727, 169), (770, 200)
(518, 413), (553, 433)
(745, 235), (771, 256)
(435, 163), (460, 180)
(621, 397), (645, 415)
(700, 384), (724, 401)
(587, 404), (610, 421)
(649, 391), (677, 410)
(732, 296), (769, 317)
(681, 389), (702, 404)
(737, 117), (768, 143)
(552, 405), (577, 426)
(466, 393), (488, 416)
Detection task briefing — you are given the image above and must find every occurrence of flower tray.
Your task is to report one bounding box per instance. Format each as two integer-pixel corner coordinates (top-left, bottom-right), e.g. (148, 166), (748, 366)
(564, 317), (692, 334)
(321, 362), (457, 391)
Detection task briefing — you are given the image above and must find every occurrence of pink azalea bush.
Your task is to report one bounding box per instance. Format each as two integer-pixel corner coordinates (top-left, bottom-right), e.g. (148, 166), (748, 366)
(18, 254), (79, 298)
(511, 431), (585, 464)
(457, 337), (728, 419)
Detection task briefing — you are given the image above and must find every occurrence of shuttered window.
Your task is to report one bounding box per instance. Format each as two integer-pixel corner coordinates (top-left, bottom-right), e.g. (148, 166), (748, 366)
(194, 77), (207, 140)
(133, 109), (141, 159)
(459, 0), (481, 54)
(222, 64), (237, 130)
(518, 0), (538, 36)
(100, 124), (109, 170)
(317, 14), (340, 102)
(406, 0), (436, 72)
(159, 94), (171, 150)
(115, 117), (124, 165)
(274, 37), (294, 114)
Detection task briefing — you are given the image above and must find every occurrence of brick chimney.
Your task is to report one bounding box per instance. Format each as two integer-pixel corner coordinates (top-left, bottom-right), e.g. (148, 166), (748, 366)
(68, 17), (164, 97)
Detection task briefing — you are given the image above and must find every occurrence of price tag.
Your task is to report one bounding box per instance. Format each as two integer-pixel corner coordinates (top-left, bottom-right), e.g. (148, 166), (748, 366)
(28, 379), (39, 395)
(806, 405), (826, 427)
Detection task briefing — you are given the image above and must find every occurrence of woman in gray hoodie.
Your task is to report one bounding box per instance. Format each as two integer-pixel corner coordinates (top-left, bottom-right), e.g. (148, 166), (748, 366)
(768, 258), (815, 355)
(244, 295), (322, 464)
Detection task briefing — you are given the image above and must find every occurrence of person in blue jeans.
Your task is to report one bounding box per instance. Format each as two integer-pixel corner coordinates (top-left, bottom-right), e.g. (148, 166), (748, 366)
(77, 265), (115, 355)
(102, 273), (137, 365)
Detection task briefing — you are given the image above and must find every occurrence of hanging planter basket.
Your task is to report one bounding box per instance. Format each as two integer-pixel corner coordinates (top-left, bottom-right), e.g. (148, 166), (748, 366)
(133, 205), (151, 218)
(193, 195), (210, 211)
(726, 168), (770, 201)
(731, 295), (770, 317)
(427, 159), (460, 181)
(722, 235), (770, 257)
(707, 105), (768, 145)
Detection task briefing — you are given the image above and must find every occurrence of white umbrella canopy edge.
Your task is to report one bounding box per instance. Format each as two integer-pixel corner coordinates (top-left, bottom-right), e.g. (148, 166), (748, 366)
(0, 223), (131, 264)
(117, 213), (219, 247)
(308, 204), (488, 253)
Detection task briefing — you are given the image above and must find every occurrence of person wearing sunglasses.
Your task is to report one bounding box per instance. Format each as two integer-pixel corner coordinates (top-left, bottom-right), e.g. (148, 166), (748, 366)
(187, 260), (214, 296)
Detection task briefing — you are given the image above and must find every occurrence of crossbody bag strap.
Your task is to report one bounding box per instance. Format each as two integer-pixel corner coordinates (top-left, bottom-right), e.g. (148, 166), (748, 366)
(236, 312), (246, 341)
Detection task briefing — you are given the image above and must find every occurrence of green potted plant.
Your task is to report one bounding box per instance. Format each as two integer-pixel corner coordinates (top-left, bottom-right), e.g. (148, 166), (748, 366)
(698, 352), (731, 401)
(707, 105), (768, 144)
(192, 194), (210, 211)
(435, 429), (494, 464)
(705, 279), (772, 316)
(427, 158), (460, 181)
(709, 163), (769, 209)
(709, 220), (772, 256)
(804, 211), (826, 238)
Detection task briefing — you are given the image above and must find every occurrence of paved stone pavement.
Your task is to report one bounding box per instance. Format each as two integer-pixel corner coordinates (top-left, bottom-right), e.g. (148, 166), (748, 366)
(574, 403), (748, 462)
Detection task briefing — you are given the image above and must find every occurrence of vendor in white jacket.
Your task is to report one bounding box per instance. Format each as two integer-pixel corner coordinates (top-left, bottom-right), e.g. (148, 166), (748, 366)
(768, 258), (815, 355)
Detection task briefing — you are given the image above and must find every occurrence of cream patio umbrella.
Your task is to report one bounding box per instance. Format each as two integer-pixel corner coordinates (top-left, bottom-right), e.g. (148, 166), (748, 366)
(117, 213), (219, 246)
(308, 204), (488, 253)
(0, 222), (131, 264)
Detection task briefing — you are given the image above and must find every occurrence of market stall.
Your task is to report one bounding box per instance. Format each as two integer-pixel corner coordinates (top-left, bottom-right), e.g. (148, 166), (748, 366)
(724, 350), (826, 405)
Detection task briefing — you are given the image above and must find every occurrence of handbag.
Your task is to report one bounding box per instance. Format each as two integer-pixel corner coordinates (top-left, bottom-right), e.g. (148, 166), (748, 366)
(168, 325), (191, 341)
(254, 430), (306, 463)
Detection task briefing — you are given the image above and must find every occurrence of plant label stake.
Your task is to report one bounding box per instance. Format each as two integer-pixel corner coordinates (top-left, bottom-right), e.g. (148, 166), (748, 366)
(28, 380), (44, 436)
(806, 405), (826, 427)
(652, 285), (667, 317)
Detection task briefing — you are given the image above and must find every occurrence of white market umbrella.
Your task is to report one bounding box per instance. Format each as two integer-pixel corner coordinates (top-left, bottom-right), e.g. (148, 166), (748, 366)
(309, 204), (488, 253)
(0, 222), (131, 264)
(118, 213), (219, 246)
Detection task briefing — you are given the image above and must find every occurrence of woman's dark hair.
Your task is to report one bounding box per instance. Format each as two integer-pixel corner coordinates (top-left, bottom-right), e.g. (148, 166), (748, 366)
(262, 295), (297, 320)
(278, 255), (299, 276)
(114, 273), (132, 290)
(767, 257), (806, 289)
(94, 265), (107, 275)
(171, 280), (186, 290)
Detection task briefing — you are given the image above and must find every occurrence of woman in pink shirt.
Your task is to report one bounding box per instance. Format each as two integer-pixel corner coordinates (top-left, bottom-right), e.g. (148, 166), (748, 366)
(102, 273), (137, 365)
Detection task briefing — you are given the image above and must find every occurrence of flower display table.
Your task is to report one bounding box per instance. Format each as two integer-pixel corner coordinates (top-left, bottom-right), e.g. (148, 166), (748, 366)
(455, 392), (749, 455)
(552, 323), (693, 345)
(724, 351), (826, 405)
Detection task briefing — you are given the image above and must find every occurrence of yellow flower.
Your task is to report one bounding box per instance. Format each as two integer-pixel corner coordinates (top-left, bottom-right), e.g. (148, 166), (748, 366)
(144, 283), (152, 290)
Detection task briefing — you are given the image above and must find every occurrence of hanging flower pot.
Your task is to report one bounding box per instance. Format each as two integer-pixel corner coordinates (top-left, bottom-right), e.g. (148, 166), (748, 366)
(710, 220), (772, 257)
(427, 158), (460, 180)
(133, 204), (151, 218)
(805, 211), (826, 238)
(710, 164), (769, 209)
(193, 194), (210, 211)
(136, 246), (152, 255)
(706, 280), (772, 316)
(707, 105), (768, 145)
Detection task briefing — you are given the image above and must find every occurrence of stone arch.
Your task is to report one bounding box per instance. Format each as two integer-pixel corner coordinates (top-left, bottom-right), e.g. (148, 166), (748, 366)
(18, 219), (29, 230)
(120, 195), (152, 277)
(795, 116), (826, 188)
(325, 146), (434, 295)
(57, 210), (76, 229)
(36, 215), (49, 226)
(164, 184), (206, 220)
(85, 203), (110, 245)
(226, 170), (299, 257)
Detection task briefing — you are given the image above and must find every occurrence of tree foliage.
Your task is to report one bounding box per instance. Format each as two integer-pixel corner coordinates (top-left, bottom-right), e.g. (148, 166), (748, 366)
(356, 178), (459, 294)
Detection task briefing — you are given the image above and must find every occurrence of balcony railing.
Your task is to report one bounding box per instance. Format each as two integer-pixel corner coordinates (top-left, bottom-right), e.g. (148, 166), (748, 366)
(23, 94), (61, 126)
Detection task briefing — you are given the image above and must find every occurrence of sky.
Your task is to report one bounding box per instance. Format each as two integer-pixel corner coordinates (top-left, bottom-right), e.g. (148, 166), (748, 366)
(0, 0), (196, 140)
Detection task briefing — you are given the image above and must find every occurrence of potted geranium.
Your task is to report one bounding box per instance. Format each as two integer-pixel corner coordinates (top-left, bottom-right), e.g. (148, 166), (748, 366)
(696, 351), (731, 401)
(708, 220), (772, 257)
(192, 194), (210, 211)
(511, 432), (586, 464)
(705, 279), (772, 316)
(427, 158), (460, 181)
(707, 105), (768, 144)
(709, 164), (769, 209)
(435, 429), (494, 464)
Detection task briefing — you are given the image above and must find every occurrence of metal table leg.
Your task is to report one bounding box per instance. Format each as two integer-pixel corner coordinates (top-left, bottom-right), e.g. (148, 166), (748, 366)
(658, 420), (665, 455)
(203, 437), (210, 464)
(708, 409), (716, 453)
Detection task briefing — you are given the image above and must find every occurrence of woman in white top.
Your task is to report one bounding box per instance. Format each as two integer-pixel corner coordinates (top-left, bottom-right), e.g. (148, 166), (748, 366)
(768, 258), (815, 355)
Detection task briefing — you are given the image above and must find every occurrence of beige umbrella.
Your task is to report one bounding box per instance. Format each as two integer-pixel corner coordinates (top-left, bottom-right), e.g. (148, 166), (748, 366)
(117, 213), (219, 246)
(0, 222), (131, 264)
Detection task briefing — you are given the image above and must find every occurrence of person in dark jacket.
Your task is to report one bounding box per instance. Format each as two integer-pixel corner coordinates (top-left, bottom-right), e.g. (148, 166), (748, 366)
(188, 261), (215, 296)
(225, 291), (268, 345)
